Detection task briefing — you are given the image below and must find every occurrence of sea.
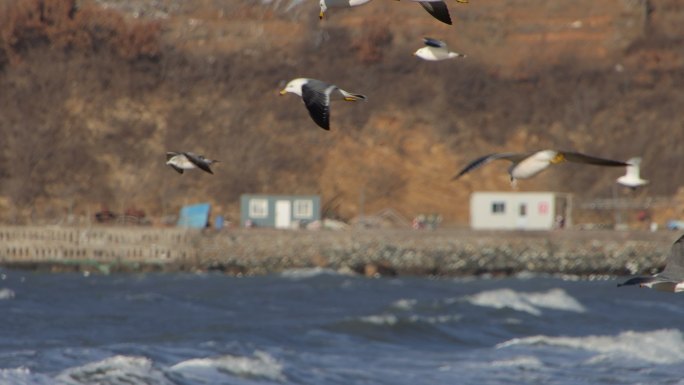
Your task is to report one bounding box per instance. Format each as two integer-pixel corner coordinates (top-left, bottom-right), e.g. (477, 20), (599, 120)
(1, 268), (683, 385)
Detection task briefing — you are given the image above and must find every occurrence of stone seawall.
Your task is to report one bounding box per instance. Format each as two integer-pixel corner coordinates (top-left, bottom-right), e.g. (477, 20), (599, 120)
(0, 226), (677, 276)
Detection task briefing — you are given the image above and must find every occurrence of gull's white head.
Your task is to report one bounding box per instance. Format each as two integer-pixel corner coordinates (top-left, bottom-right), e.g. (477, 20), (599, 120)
(414, 47), (432, 60)
(624, 157), (642, 177)
(319, 0), (327, 18)
(535, 150), (560, 162)
(279, 78), (308, 97)
(617, 156), (648, 188)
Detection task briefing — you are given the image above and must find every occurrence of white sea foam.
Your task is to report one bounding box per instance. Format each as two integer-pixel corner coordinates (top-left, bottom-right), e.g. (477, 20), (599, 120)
(0, 288), (15, 300)
(466, 288), (586, 316)
(357, 313), (460, 325)
(358, 314), (399, 326)
(441, 355), (543, 373)
(170, 350), (286, 382)
(391, 298), (417, 310)
(497, 329), (684, 364)
(490, 355), (544, 369)
(56, 355), (173, 385)
(0, 367), (54, 385)
(279, 267), (340, 279)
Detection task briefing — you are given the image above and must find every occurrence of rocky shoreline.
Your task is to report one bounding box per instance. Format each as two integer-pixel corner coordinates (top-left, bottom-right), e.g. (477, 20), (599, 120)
(187, 229), (675, 277)
(0, 227), (677, 277)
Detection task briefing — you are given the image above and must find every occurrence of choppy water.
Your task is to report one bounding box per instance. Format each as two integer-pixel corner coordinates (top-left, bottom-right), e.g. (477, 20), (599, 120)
(1, 268), (684, 385)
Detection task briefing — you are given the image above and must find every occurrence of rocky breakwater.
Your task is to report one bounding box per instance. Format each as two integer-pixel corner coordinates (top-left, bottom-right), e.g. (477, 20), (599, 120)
(191, 229), (675, 277)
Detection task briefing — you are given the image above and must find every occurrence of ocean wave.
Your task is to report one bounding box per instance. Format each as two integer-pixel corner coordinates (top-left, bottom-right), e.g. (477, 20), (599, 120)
(279, 267), (342, 279)
(466, 288), (586, 316)
(358, 314), (399, 326)
(0, 367), (54, 385)
(0, 288), (16, 300)
(55, 355), (173, 385)
(356, 312), (462, 326)
(408, 314), (462, 324)
(170, 350), (286, 382)
(440, 355), (543, 373)
(496, 329), (684, 364)
(391, 298), (417, 311)
(490, 355), (544, 368)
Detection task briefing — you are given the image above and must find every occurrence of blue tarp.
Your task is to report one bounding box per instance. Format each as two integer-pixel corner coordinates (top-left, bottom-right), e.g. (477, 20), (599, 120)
(177, 203), (211, 228)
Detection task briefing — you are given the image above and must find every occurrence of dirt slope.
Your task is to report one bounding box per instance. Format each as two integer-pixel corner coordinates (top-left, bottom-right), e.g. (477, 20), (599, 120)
(0, 0), (683, 225)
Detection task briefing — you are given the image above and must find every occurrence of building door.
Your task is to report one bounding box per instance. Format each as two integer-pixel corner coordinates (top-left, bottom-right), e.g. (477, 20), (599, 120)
(275, 200), (292, 229)
(516, 203), (528, 229)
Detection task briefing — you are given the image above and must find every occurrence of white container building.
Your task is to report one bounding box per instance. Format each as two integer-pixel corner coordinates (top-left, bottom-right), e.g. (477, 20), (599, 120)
(470, 192), (572, 230)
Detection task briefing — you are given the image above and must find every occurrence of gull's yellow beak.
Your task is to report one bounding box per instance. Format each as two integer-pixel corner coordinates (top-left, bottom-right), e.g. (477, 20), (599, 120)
(319, 10), (324, 19)
(551, 153), (566, 164)
(455, 0), (469, 3)
(279, 89), (287, 95)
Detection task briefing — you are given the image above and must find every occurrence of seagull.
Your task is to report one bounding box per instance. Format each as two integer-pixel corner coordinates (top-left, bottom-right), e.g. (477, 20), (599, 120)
(617, 157), (648, 189)
(319, 0), (456, 25)
(414, 1), (453, 25)
(319, 0), (371, 20)
(452, 150), (630, 184)
(166, 152), (219, 175)
(618, 233), (684, 292)
(279, 78), (367, 130)
(414, 37), (466, 61)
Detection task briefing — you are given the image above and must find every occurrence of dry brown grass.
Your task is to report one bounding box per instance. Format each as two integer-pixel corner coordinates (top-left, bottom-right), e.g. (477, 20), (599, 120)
(0, 0), (683, 226)
(0, 0), (161, 66)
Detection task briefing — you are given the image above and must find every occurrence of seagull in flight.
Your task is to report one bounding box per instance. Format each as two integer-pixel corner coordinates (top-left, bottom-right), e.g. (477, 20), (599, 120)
(318, 0), (464, 25)
(617, 157), (649, 190)
(414, 37), (466, 61)
(618, 233), (684, 293)
(280, 78), (366, 130)
(166, 152), (219, 174)
(452, 150), (629, 184)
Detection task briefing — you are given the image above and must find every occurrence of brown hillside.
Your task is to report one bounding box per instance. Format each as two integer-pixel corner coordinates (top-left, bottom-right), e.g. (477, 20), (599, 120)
(0, 0), (683, 225)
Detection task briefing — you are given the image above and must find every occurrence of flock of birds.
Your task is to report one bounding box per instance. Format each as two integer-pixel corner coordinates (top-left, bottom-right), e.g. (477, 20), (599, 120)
(164, 0), (681, 292)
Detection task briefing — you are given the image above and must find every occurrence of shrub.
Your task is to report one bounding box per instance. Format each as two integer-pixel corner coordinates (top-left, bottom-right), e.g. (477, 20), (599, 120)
(0, 0), (161, 67)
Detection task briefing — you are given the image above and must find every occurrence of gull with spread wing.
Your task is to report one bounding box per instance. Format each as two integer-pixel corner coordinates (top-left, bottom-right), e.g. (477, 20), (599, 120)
(452, 150), (629, 184)
(414, 37), (466, 61)
(318, 0), (468, 25)
(618, 233), (684, 293)
(166, 152), (219, 175)
(280, 78), (366, 130)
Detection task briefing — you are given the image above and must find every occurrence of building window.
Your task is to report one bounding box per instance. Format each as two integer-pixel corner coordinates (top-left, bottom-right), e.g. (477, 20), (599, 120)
(519, 203), (527, 217)
(293, 199), (313, 219)
(249, 199), (268, 218)
(491, 202), (505, 214)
